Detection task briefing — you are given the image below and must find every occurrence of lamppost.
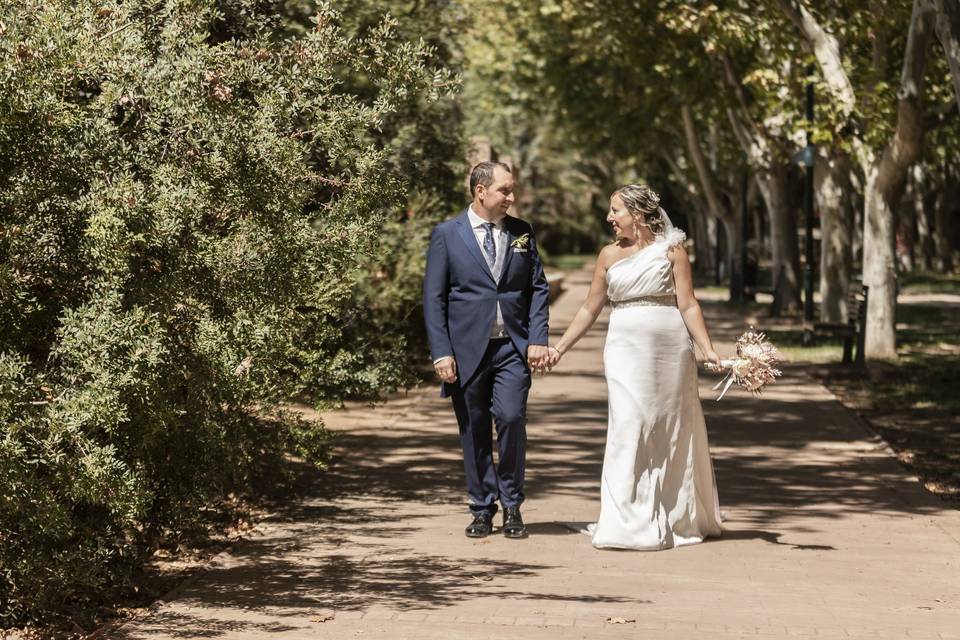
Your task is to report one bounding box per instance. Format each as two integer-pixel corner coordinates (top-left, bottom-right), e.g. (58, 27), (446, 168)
(732, 172), (749, 304)
(797, 71), (816, 343)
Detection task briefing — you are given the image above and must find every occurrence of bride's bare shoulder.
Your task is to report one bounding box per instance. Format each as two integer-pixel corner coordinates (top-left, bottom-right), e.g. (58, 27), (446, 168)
(597, 242), (623, 269)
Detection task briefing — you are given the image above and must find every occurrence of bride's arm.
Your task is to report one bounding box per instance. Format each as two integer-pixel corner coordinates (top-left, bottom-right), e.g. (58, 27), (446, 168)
(552, 248), (612, 359)
(670, 245), (721, 367)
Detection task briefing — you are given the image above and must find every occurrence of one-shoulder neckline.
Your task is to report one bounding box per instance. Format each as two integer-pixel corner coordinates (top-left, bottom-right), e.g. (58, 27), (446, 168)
(607, 239), (662, 271)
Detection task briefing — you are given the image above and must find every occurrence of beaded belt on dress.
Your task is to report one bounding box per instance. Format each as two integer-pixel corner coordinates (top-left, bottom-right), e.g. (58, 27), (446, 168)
(610, 293), (677, 309)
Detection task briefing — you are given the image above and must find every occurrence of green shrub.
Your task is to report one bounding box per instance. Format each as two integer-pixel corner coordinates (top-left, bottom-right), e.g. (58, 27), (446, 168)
(282, 0), (467, 404)
(0, 0), (456, 623)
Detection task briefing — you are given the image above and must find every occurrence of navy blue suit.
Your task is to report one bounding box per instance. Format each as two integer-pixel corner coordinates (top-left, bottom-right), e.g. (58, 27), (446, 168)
(423, 209), (550, 516)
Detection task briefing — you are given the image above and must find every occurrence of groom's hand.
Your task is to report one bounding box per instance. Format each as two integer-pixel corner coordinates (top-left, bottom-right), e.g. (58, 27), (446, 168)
(527, 345), (550, 372)
(434, 356), (457, 383)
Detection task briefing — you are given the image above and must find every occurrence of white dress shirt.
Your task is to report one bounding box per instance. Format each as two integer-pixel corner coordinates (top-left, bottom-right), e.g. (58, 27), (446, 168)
(433, 208), (509, 366)
(467, 206), (508, 338)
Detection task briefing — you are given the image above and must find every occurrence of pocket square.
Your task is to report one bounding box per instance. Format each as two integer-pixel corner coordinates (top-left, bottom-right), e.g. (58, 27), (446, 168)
(513, 248), (528, 254)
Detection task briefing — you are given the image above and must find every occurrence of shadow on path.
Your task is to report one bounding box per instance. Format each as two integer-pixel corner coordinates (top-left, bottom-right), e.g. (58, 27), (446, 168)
(113, 284), (958, 640)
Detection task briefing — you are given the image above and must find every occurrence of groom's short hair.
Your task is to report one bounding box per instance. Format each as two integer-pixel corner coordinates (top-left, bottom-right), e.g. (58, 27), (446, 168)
(470, 161), (512, 197)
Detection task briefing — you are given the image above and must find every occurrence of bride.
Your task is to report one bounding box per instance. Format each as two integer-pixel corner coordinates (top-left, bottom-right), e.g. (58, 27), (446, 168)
(547, 184), (724, 550)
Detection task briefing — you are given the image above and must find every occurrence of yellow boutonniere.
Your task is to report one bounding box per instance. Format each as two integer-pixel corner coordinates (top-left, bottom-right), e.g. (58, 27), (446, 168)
(511, 233), (530, 249)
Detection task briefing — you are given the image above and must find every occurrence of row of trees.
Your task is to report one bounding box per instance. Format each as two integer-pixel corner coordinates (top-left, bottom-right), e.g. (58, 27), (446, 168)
(462, 0), (960, 357)
(0, 0), (464, 623)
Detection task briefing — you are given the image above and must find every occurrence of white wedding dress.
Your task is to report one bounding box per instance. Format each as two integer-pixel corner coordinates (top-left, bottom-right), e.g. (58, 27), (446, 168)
(589, 227), (723, 550)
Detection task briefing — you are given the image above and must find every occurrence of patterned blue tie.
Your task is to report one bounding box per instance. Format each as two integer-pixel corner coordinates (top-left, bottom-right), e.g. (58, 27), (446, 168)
(482, 222), (497, 270)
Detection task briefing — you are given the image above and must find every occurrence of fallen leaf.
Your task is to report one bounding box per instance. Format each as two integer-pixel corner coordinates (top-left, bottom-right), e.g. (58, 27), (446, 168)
(606, 617), (636, 624)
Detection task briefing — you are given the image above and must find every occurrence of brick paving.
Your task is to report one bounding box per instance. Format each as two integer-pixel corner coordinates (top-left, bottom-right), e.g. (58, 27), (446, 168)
(113, 268), (960, 640)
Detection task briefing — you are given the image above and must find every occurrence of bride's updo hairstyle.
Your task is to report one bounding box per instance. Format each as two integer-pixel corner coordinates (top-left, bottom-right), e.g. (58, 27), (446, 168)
(614, 184), (665, 235)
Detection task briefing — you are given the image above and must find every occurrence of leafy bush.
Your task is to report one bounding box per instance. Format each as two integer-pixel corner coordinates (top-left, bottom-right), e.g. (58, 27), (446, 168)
(280, 0), (467, 403)
(0, 0), (456, 623)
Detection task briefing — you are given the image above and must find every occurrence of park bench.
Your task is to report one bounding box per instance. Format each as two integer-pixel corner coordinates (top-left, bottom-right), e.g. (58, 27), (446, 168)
(812, 284), (869, 368)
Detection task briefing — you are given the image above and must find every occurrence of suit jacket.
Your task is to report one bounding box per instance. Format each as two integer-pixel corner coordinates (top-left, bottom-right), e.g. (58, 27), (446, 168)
(423, 209), (550, 396)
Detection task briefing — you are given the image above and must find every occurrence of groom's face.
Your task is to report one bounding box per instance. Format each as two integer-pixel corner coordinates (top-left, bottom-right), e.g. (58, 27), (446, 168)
(478, 167), (515, 215)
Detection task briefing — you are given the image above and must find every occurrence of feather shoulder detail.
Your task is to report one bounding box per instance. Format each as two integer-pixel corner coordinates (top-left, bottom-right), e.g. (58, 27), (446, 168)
(661, 226), (686, 248)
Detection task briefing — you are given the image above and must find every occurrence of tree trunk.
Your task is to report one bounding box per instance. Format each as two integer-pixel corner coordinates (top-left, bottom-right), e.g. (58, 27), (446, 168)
(722, 89), (800, 311)
(898, 187), (917, 272)
(660, 149), (712, 275)
(681, 105), (740, 289)
(687, 199), (714, 276)
(763, 162), (802, 313)
(861, 0), (936, 358)
(776, 1), (937, 350)
(707, 217), (722, 284)
(935, 0), (960, 110)
(934, 170), (958, 270)
(722, 214), (743, 297)
(913, 165), (934, 270)
(862, 165), (901, 357)
(816, 152), (854, 322)
(849, 166), (865, 264)
(693, 209), (714, 276)
(749, 178), (765, 260)
(776, 0), (856, 118)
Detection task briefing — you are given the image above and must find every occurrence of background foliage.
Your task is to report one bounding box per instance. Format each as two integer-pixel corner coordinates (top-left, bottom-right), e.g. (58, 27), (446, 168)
(0, 0), (460, 623)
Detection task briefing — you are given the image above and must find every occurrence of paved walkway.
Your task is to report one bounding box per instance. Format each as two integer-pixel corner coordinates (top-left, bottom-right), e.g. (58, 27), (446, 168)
(114, 269), (960, 640)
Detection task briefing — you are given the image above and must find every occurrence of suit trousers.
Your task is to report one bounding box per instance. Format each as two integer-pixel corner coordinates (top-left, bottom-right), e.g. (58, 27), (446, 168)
(450, 338), (530, 517)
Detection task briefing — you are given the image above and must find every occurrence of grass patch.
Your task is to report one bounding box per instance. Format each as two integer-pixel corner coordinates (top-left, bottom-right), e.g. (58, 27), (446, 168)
(778, 343), (844, 363)
(759, 328), (845, 364)
(544, 253), (592, 271)
(900, 270), (960, 295)
(857, 354), (960, 414)
(896, 303), (960, 351)
(755, 295), (960, 366)
(764, 328), (840, 348)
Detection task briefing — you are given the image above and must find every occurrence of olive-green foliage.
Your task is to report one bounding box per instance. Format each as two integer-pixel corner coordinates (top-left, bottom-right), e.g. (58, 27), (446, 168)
(0, 0), (456, 623)
(460, 0), (619, 256)
(273, 0), (466, 402)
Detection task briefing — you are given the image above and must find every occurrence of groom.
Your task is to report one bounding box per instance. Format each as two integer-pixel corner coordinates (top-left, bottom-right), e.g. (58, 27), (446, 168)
(423, 161), (551, 539)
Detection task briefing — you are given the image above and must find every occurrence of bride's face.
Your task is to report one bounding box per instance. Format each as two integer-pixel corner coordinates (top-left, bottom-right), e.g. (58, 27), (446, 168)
(607, 194), (637, 240)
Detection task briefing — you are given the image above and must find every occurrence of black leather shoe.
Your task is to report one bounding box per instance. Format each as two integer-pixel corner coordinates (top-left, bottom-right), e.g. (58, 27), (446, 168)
(465, 513), (493, 538)
(502, 507), (527, 539)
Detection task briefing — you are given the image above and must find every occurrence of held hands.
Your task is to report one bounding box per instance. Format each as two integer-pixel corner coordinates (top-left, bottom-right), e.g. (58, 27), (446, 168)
(527, 345), (550, 375)
(527, 344), (563, 375)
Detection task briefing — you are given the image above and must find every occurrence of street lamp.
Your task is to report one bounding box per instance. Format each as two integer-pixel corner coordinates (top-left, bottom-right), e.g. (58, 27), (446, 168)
(732, 172), (749, 304)
(803, 79), (815, 326)
(793, 70), (816, 342)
